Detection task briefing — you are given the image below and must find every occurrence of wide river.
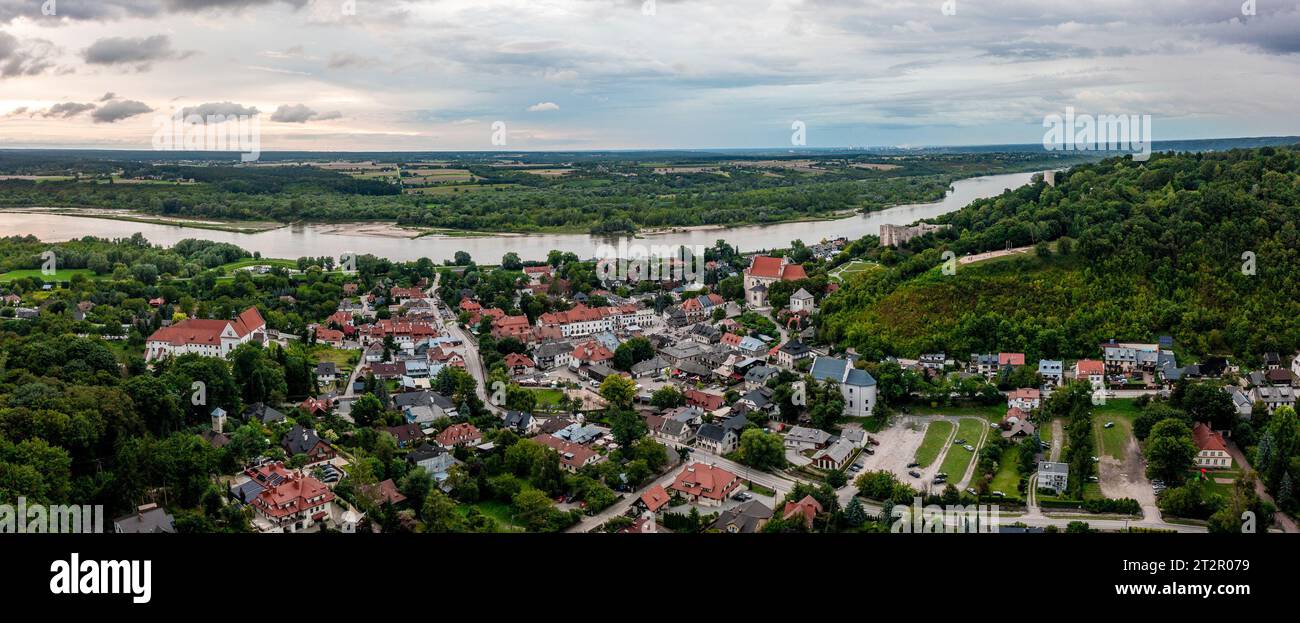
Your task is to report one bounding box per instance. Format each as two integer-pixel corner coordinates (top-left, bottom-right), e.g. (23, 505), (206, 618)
(0, 170), (1038, 263)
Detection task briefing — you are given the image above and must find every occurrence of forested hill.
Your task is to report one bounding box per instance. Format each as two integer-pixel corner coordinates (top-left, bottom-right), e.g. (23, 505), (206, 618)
(818, 145), (1300, 367)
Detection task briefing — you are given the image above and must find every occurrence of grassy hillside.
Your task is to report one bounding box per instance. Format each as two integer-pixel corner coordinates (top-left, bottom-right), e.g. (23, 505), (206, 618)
(819, 146), (1300, 366)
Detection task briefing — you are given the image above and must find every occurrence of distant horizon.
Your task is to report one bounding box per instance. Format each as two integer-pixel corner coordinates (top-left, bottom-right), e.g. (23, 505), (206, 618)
(2, 134), (1297, 157)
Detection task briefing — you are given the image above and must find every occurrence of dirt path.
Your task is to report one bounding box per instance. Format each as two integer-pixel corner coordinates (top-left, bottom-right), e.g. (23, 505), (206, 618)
(1096, 430), (1157, 520)
(1049, 419), (1063, 462)
(955, 419), (990, 490)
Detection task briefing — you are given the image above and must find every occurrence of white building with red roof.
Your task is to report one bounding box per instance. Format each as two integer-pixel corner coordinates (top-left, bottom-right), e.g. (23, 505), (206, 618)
(245, 465), (336, 533)
(1192, 422), (1232, 469)
(145, 306), (267, 361)
(743, 255), (806, 308)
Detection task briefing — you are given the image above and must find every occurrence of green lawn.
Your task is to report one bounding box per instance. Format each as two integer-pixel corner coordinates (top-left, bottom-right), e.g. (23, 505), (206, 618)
(0, 268), (97, 283)
(1092, 399), (1140, 460)
(907, 403), (1005, 423)
(529, 388), (565, 408)
(914, 420), (953, 467)
(217, 258), (300, 272)
(937, 418), (986, 481)
(461, 499), (526, 533)
(311, 345), (358, 371)
(988, 447), (1022, 497)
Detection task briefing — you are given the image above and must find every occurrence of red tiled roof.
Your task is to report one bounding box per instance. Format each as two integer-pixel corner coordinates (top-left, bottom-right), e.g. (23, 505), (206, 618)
(531, 434), (601, 470)
(1192, 422), (1228, 454)
(146, 306), (264, 347)
(572, 340), (615, 363)
(746, 255), (806, 281)
(505, 352), (535, 368)
(251, 473), (335, 519)
(669, 463), (739, 502)
(437, 423), (482, 447)
(998, 352), (1025, 366)
(1076, 359), (1105, 375)
(640, 484), (671, 512)
(782, 495), (822, 529)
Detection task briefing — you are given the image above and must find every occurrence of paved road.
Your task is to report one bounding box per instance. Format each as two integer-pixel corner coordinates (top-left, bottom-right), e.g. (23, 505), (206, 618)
(427, 274), (498, 414)
(1225, 440), (1297, 533)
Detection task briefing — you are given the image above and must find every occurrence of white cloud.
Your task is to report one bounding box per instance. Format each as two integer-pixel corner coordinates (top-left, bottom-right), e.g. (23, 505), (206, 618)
(526, 101), (560, 112)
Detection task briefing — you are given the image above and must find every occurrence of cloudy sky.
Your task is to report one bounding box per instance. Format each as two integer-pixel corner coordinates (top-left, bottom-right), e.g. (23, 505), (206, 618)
(0, 0), (1297, 151)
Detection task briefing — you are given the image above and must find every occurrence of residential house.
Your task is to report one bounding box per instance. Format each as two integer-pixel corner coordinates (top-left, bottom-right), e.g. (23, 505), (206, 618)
(113, 503), (176, 534)
(533, 340), (574, 370)
(502, 411), (538, 435)
(436, 423), (482, 448)
(669, 462), (740, 507)
(774, 340), (813, 368)
(785, 425), (832, 451)
(1192, 422), (1232, 469)
(316, 361), (338, 385)
(685, 389), (725, 412)
(712, 500), (773, 533)
(1248, 385), (1295, 415)
(407, 445), (458, 486)
(1038, 461), (1069, 493)
(245, 402), (286, 425)
(383, 423), (425, 448)
(1075, 359), (1105, 389)
(505, 352), (536, 376)
(782, 495), (822, 530)
(1007, 388), (1041, 411)
(1038, 360), (1063, 386)
(1100, 341), (1161, 373)
(638, 484), (672, 514)
(282, 425), (335, 465)
(532, 434), (604, 472)
(358, 479), (408, 507)
(744, 365), (778, 390)
(696, 423), (738, 455)
(248, 470), (336, 533)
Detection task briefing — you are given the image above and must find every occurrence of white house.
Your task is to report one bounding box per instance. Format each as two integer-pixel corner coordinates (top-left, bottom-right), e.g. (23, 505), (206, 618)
(809, 356), (877, 418)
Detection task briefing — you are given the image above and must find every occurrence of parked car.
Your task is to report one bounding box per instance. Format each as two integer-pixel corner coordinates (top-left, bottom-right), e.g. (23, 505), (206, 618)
(906, 462), (920, 468)
(963, 444), (975, 452)
(908, 470), (922, 478)
(954, 438), (967, 445)
(966, 487), (977, 495)
(1104, 421), (1115, 428)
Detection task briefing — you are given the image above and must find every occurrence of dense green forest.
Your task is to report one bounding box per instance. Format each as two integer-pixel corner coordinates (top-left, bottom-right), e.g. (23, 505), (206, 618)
(0, 151), (1083, 234)
(819, 146), (1300, 366)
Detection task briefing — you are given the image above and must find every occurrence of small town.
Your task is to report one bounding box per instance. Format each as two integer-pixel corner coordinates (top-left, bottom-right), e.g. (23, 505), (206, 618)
(4, 231), (1283, 536)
